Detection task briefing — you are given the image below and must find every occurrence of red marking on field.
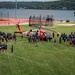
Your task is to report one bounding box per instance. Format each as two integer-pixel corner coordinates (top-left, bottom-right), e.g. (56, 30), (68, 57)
(0, 18), (29, 26)
(0, 18), (52, 26)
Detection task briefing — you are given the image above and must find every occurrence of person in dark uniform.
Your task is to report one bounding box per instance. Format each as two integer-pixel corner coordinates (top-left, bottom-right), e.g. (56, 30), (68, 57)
(52, 32), (55, 38)
(11, 45), (13, 53)
(59, 37), (62, 44)
(54, 39), (56, 44)
(13, 33), (17, 43)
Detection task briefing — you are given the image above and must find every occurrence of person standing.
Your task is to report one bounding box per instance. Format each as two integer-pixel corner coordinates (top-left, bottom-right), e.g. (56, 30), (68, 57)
(13, 33), (17, 43)
(52, 32), (55, 38)
(11, 45), (13, 53)
(54, 39), (56, 44)
(21, 34), (23, 39)
(59, 37), (62, 44)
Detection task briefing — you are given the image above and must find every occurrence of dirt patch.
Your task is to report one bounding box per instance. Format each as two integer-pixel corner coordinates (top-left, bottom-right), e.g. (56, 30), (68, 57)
(56, 24), (75, 26)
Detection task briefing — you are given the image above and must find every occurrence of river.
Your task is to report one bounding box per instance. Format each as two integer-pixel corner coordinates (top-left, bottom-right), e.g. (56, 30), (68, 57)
(0, 9), (75, 21)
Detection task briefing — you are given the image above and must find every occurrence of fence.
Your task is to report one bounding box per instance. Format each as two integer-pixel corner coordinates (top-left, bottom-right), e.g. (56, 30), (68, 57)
(0, 12), (9, 21)
(29, 15), (54, 26)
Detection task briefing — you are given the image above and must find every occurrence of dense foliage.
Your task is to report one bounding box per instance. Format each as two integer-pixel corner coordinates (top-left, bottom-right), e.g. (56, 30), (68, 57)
(0, 0), (75, 10)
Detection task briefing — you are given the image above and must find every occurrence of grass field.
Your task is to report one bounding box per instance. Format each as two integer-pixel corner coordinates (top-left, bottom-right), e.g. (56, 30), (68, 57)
(0, 24), (75, 75)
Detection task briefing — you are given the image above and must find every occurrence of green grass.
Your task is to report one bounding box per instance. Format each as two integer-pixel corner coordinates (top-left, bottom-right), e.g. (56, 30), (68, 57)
(51, 26), (75, 34)
(0, 25), (75, 75)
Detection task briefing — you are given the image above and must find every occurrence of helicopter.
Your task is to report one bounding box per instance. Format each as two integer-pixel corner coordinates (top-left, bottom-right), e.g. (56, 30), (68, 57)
(14, 23), (52, 41)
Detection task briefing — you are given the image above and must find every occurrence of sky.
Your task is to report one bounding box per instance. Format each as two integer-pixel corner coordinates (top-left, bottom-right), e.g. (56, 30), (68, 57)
(0, 0), (57, 2)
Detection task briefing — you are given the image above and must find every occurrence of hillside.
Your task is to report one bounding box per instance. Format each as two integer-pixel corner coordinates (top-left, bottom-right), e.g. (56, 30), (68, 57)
(0, 0), (75, 10)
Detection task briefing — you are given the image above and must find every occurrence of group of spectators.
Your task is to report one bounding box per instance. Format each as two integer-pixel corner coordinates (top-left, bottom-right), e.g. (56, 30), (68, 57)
(59, 32), (75, 45)
(0, 30), (75, 52)
(0, 31), (17, 43)
(0, 44), (7, 52)
(28, 30), (40, 43)
(0, 32), (12, 43)
(0, 31), (17, 52)
(52, 32), (75, 46)
(28, 29), (52, 43)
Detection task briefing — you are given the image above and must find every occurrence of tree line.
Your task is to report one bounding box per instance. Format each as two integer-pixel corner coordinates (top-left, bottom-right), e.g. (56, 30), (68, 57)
(0, 0), (75, 10)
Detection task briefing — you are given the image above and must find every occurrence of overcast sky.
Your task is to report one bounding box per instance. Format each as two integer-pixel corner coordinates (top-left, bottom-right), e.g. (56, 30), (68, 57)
(0, 0), (57, 2)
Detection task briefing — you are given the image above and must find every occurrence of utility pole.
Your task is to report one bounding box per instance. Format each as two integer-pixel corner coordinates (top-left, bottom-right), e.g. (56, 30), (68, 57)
(8, 12), (9, 25)
(1, 12), (2, 20)
(8, 12), (9, 21)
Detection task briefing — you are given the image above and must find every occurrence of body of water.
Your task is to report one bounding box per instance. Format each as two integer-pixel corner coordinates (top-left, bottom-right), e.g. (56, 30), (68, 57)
(0, 9), (75, 21)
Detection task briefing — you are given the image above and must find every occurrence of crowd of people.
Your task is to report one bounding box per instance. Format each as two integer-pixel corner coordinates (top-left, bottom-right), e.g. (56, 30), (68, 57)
(60, 32), (75, 45)
(0, 32), (12, 43)
(0, 31), (17, 43)
(0, 44), (7, 52)
(0, 31), (17, 52)
(28, 30), (40, 42)
(27, 29), (75, 46)
(52, 32), (75, 46)
(28, 29), (52, 43)
(0, 30), (75, 52)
